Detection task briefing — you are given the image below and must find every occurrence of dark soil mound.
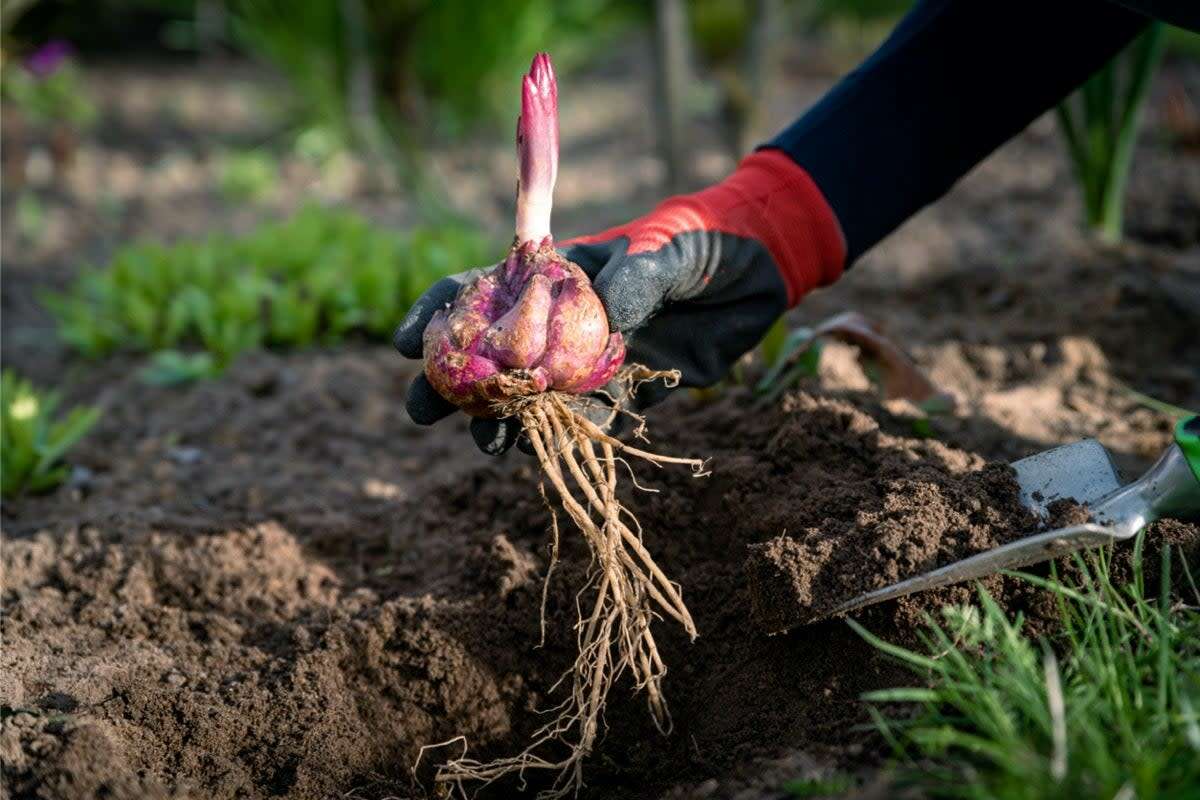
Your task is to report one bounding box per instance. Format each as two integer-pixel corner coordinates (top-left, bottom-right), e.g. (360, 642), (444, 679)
(4, 364), (1196, 800)
(738, 407), (1115, 632)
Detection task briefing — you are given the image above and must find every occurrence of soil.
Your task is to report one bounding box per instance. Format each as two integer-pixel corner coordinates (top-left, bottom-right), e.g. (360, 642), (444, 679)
(744, 449), (1035, 632)
(3, 45), (1200, 800)
(742, 450), (1112, 632)
(1045, 498), (1094, 528)
(3, 366), (1197, 800)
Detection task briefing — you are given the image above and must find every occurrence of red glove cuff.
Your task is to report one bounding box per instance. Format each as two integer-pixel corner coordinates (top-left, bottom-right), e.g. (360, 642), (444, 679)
(566, 150), (846, 307)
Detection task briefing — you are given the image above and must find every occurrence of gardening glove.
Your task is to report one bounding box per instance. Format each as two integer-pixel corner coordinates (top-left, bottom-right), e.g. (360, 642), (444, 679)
(395, 149), (846, 455)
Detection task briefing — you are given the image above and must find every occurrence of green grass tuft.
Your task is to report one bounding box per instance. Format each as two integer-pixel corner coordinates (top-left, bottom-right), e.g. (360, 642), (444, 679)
(2, 370), (100, 498)
(44, 205), (494, 372)
(852, 540), (1200, 799)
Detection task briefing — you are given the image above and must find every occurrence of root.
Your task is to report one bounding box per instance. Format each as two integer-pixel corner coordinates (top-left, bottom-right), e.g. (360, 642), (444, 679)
(433, 372), (705, 799)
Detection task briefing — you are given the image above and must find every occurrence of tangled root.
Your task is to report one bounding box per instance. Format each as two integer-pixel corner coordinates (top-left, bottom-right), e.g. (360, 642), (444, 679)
(430, 368), (706, 798)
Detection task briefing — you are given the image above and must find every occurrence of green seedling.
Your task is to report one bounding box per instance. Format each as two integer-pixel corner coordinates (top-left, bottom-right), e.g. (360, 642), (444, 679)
(1056, 23), (1166, 243)
(45, 205), (493, 376)
(910, 394), (955, 439)
(756, 315), (791, 368)
(852, 537), (1200, 800)
(139, 351), (221, 387)
(1, 370), (100, 498)
(909, 415), (935, 439)
(216, 150), (278, 201)
(756, 325), (824, 401)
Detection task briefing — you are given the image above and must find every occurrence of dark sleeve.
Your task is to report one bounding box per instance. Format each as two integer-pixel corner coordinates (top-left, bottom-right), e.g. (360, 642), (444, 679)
(766, 0), (1150, 264)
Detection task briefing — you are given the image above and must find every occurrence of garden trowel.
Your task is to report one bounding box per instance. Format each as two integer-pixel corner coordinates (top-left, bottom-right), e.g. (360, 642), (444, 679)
(821, 415), (1200, 621)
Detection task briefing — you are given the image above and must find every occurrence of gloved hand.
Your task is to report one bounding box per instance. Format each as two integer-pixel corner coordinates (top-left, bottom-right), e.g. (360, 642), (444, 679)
(394, 149), (846, 454)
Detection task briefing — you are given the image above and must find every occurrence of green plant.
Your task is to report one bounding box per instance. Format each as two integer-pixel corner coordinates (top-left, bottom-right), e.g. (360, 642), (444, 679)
(229, 0), (629, 152)
(216, 150), (278, 201)
(1, 370), (100, 498)
(14, 192), (47, 245)
(1056, 23), (1166, 244)
(231, 0), (357, 146)
(0, 51), (96, 129)
(45, 205), (494, 372)
(853, 539), (1200, 799)
(809, 0), (910, 25)
(139, 351), (221, 386)
(806, 0), (909, 59)
(410, 0), (620, 133)
(689, 0), (751, 65)
(755, 321), (824, 399)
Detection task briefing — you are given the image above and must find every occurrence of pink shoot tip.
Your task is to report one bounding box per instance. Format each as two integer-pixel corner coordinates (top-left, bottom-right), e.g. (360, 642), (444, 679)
(516, 52), (559, 245)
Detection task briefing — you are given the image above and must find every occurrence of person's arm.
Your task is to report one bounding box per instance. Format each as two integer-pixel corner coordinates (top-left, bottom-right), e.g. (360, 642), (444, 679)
(397, 0), (1154, 455)
(771, 0), (1149, 263)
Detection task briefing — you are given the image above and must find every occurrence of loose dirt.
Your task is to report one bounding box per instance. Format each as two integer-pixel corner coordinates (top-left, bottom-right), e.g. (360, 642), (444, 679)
(3, 361), (1197, 799)
(1045, 498), (1094, 528)
(744, 448), (1035, 631)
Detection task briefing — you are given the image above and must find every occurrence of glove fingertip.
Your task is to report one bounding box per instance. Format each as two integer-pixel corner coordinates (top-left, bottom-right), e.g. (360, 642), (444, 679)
(393, 322), (420, 359)
(394, 276), (462, 358)
(471, 417), (519, 456)
(406, 374), (457, 425)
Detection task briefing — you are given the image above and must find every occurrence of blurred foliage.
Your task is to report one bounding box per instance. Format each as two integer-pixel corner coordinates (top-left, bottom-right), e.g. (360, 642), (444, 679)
(1057, 23), (1165, 243)
(230, 1), (355, 143)
(688, 0), (910, 65)
(689, 0), (750, 65)
(0, 50), (96, 128)
(229, 0), (631, 154)
(808, 0), (910, 25)
(45, 205), (494, 372)
(9, 0), (632, 155)
(14, 192), (47, 245)
(804, 0), (908, 60)
(2, 370), (100, 498)
(139, 351), (221, 385)
(409, 0), (623, 134)
(216, 149), (278, 201)
(6, 0), (196, 52)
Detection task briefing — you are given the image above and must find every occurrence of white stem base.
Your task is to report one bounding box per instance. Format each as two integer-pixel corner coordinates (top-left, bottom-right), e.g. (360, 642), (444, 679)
(516, 195), (553, 245)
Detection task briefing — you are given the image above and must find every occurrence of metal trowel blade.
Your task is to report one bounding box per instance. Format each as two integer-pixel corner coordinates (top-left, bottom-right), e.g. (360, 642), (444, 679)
(1010, 438), (1123, 516)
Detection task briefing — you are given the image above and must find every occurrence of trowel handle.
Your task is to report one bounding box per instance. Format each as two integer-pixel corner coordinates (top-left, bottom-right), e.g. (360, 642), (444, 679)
(1177, 415), (1200, 486)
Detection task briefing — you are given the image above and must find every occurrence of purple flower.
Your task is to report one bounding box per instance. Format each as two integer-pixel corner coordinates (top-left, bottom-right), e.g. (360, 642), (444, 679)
(25, 40), (73, 79)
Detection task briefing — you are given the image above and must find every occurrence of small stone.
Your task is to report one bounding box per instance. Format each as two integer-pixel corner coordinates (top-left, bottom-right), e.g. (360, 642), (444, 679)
(168, 447), (204, 465)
